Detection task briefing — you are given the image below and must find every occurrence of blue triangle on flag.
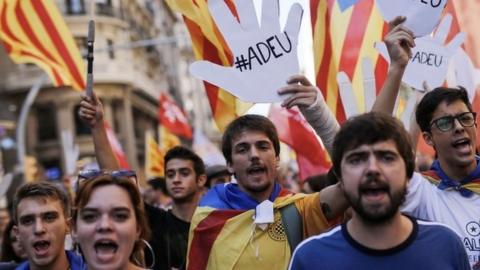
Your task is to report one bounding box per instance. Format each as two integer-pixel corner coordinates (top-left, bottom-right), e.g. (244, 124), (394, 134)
(338, 0), (360, 12)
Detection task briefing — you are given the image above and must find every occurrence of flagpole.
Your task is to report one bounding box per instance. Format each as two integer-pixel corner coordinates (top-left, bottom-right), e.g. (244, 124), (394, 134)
(90, 0), (96, 19)
(15, 74), (48, 175)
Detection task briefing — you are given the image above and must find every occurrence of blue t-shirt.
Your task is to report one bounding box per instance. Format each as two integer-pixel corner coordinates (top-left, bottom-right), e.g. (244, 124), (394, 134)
(289, 216), (470, 270)
(15, 250), (85, 270)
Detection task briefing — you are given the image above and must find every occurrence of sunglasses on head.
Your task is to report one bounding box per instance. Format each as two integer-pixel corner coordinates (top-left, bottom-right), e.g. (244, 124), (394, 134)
(429, 112), (477, 132)
(76, 169), (138, 190)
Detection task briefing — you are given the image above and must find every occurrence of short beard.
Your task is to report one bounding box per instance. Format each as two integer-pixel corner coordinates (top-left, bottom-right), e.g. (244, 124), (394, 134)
(344, 183), (407, 225)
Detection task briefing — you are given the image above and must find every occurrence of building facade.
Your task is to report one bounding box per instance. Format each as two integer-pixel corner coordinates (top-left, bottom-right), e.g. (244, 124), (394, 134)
(0, 0), (215, 182)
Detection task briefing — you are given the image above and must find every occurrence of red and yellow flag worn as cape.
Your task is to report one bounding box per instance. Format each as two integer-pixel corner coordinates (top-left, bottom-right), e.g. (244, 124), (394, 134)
(421, 158), (480, 197)
(186, 183), (330, 270)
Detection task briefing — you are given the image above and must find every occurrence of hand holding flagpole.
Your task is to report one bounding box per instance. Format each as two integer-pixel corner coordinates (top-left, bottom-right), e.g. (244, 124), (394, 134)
(86, 20), (95, 97)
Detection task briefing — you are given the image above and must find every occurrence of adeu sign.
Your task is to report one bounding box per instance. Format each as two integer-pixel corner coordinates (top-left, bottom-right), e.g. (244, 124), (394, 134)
(375, 14), (465, 90)
(411, 51), (444, 67)
(402, 38), (451, 89)
(375, 0), (448, 36)
(235, 32), (292, 72)
(189, 0), (304, 103)
(420, 0), (443, 8)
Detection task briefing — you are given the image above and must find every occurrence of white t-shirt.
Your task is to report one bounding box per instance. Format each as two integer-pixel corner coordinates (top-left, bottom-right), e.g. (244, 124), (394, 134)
(402, 172), (480, 268)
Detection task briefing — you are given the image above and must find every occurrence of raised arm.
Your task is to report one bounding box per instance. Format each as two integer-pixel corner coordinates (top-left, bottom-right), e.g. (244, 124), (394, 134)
(278, 75), (339, 155)
(372, 16), (415, 113)
(78, 93), (120, 170)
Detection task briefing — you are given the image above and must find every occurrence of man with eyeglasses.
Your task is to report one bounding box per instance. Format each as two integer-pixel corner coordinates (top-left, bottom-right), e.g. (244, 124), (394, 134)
(370, 16), (480, 268)
(400, 86), (480, 268)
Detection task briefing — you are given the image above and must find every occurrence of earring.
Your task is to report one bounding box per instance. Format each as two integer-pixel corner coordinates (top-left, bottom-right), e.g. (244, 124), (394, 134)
(139, 239), (155, 270)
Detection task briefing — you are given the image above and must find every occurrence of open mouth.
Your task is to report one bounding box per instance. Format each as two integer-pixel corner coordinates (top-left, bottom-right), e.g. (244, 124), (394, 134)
(33, 240), (50, 256)
(247, 165), (266, 175)
(452, 138), (471, 151)
(360, 186), (389, 201)
(94, 240), (118, 255)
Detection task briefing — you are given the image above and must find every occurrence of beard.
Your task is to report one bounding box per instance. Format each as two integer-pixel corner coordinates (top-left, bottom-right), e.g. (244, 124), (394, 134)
(344, 177), (407, 225)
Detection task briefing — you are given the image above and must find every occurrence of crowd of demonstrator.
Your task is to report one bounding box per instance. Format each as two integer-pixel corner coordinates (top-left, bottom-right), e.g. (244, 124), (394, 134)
(0, 16), (477, 270)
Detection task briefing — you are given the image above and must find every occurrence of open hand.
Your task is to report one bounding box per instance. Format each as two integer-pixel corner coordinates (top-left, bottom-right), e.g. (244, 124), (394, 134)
(376, 15), (465, 90)
(189, 0), (303, 103)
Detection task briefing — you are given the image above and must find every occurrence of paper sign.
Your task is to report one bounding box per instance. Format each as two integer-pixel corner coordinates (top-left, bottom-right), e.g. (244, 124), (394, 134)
(337, 58), (376, 118)
(375, 15), (465, 90)
(375, 0), (448, 37)
(61, 130), (79, 176)
(398, 87), (419, 131)
(189, 0), (303, 103)
(447, 48), (479, 101)
(254, 200), (274, 227)
(337, 58), (419, 131)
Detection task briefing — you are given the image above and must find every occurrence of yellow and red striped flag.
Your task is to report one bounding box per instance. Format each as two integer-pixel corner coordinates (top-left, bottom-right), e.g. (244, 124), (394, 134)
(145, 131), (165, 178)
(0, 0), (85, 90)
(160, 126), (181, 153)
(165, 0), (251, 131)
(311, 0), (388, 123)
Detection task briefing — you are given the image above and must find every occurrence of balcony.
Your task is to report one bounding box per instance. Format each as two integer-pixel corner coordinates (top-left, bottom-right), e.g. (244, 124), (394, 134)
(65, 1), (123, 19)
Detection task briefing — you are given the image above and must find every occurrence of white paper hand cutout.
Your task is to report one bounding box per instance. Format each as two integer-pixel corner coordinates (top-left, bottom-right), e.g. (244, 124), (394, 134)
(375, 0), (447, 37)
(337, 58), (376, 118)
(189, 0), (303, 103)
(337, 58), (421, 131)
(376, 14), (465, 90)
(447, 48), (480, 101)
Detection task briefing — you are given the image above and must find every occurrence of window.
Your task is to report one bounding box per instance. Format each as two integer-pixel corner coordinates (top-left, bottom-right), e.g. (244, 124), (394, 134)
(145, 1), (155, 16)
(107, 39), (115, 59)
(97, 0), (114, 16)
(36, 106), (57, 141)
(66, 0), (85, 15)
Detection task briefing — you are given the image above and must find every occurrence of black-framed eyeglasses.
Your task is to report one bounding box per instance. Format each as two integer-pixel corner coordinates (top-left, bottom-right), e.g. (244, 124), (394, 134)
(76, 169), (138, 190)
(429, 112), (477, 132)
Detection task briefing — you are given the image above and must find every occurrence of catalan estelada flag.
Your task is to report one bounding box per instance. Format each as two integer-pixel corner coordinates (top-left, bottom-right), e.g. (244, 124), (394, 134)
(145, 131), (165, 178)
(311, 0), (388, 123)
(165, 0), (251, 131)
(422, 159), (480, 197)
(0, 0), (85, 90)
(186, 183), (331, 269)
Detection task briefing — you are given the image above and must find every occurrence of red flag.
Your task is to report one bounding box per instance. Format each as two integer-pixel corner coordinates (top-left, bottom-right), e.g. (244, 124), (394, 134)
(104, 122), (130, 169)
(269, 106), (331, 181)
(158, 93), (192, 139)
